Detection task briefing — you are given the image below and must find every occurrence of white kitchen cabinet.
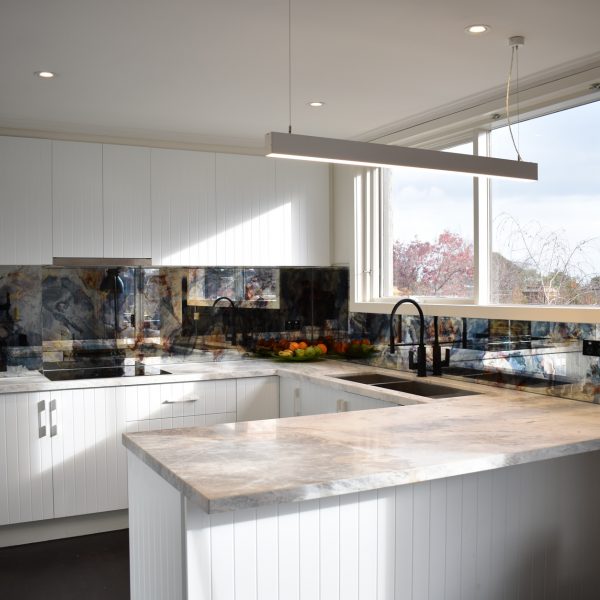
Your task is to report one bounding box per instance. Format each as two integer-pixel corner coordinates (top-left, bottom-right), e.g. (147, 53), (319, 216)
(275, 159), (330, 266)
(0, 136), (52, 265)
(236, 376), (279, 422)
(0, 392), (54, 525)
(52, 141), (103, 258)
(125, 380), (237, 433)
(215, 153), (277, 266)
(279, 377), (395, 418)
(151, 148), (217, 265)
(102, 144), (151, 259)
(49, 387), (128, 518)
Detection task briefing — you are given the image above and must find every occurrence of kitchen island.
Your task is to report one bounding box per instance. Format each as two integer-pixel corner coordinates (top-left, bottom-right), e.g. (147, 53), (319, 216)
(123, 385), (600, 600)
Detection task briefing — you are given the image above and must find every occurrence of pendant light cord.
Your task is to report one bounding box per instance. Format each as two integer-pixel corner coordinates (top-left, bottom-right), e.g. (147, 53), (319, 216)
(288, 0), (292, 134)
(505, 44), (523, 161)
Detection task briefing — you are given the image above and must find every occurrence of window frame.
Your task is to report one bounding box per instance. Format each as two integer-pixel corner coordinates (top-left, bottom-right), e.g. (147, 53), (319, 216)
(351, 95), (600, 324)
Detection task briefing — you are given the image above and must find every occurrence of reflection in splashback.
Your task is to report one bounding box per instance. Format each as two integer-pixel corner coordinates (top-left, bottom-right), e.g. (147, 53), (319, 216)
(0, 266), (42, 370)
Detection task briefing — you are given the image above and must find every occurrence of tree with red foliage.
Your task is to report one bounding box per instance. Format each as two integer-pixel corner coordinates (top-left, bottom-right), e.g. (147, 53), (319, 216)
(393, 230), (474, 297)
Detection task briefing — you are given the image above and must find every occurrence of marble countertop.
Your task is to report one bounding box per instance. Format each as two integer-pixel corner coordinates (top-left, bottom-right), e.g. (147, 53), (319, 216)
(123, 387), (600, 513)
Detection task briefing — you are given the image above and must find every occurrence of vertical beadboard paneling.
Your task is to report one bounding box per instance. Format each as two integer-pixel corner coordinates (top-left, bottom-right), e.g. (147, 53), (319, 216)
(256, 504), (279, 600)
(234, 508), (257, 600)
(128, 453), (183, 600)
(186, 497), (212, 600)
(412, 481), (431, 600)
(460, 473), (478, 600)
(339, 492), (359, 600)
(475, 472), (493, 596)
(215, 154), (276, 266)
(428, 478), (447, 600)
(52, 140), (103, 257)
(445, 475), (462, 600)
(151, 148), (216, 265)
(395, 483), (414, 599)
(358, 490), (378, 599)
(319, 495), (340, 600)
(210, 511), (236, 599)
(275, 159), (330, 266)
(0, 394), (9, 524)
(299, 498), (320, 600)
(0, 136), (52, 264)
(102, 144), (151, 258)
(276, 502), (298, 600)
(376, 486), (396, 600)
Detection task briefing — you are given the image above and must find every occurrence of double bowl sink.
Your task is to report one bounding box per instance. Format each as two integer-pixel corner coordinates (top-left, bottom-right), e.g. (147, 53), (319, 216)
(333, 373), (482, 400)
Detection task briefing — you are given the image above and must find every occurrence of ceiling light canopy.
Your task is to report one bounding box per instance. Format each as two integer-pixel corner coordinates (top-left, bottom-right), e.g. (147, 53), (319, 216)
(265, 132), (538, 181)
(35, 70), (56, 78)
(465, 24), (490, 34)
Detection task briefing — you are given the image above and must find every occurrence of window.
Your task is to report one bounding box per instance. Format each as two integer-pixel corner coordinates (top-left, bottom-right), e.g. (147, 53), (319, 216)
(382, 143), (474, 300)
(354, 98), (600, 321)
(490, 101), (600, 305)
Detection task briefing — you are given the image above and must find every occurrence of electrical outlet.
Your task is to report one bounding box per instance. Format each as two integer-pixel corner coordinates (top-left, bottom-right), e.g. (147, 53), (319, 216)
(285, 319), (301, 331)
(582, 339), (600, 356)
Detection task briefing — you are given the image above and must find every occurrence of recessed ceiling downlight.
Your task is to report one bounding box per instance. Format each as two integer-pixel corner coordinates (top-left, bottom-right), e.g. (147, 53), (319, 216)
(465, 24), (490, 34)
(308, 101), (325, 107)
(35, 71), (56, 79)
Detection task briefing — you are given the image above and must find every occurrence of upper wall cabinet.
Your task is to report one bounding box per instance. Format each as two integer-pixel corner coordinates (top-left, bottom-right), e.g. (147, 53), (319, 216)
(275, 159), (330, 266)
(151, 148), (216, 266)
(0, 137), (52, 265)
(215, 153), (277, 266)
(52, 141), (103, 258)
(52, 142), (151, 260)
(103, 145), (151, 259)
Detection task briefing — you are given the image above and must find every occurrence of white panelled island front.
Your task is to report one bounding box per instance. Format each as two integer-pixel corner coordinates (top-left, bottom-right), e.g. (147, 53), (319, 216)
(122, 372), (600, 600)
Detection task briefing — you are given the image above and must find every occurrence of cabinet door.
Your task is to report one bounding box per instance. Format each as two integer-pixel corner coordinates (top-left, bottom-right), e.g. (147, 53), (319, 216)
(0, 137), (52, 265)
(50, 387), (128, 518)
(0, 392), (53, 525)
(236, 376), (279, 422)
(151, 148), (217, 265)
(275, 159), (330, 266)
(52, 141), (103, 257)
(215, 154), (276, 266)
(102, 144), (151, 258)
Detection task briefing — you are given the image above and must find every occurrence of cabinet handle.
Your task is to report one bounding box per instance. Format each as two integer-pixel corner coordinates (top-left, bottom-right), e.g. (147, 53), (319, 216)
(37, 400), (47, 438)
(162, 399), (198, 404)
(293, 388), (302, 416)
(336, 399), (349, 412)
(49, 399), (58, 437)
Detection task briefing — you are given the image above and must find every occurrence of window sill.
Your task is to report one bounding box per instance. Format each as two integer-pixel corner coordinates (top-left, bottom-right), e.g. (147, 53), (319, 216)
(350, 300), (600, 324)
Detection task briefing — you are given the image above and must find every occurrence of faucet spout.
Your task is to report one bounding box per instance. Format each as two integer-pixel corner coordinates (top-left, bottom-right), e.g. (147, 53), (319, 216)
(212, 296), (237, 344)
(389, 298), (427, 377)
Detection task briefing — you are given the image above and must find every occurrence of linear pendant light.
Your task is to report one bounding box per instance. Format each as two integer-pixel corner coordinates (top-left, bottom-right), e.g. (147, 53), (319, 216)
(265, 132), (538, 180)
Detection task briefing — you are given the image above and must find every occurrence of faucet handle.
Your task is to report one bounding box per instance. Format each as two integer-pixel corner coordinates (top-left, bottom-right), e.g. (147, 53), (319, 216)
(442, 348), (450, 367)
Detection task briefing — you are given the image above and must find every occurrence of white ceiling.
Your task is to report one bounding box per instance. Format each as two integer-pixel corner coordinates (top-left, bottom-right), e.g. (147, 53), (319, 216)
(1, 0), (600, 151)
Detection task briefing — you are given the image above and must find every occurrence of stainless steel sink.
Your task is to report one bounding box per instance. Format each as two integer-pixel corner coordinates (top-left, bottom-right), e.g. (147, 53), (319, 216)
(333, 373), (410, 385)
(373, 380), (482, 399)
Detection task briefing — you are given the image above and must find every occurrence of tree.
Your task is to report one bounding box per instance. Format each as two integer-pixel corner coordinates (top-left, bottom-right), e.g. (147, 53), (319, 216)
(492, 213), (600, 305)
(393, 230), (474, 297)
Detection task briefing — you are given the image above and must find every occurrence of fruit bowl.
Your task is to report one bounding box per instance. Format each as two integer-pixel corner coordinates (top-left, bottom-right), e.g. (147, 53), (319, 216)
(271, 352), (324, 362)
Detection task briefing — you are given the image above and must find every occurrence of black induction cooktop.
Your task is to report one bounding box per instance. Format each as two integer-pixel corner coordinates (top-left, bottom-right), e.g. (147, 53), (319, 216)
(41, 362), (171, 381)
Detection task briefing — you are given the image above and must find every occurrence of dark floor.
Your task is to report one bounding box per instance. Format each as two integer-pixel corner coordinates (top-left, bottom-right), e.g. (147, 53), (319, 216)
(0, 529), (130, 600)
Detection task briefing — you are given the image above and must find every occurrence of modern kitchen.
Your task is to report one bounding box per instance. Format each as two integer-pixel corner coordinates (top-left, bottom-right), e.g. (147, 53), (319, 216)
(2, 1), (600, 599)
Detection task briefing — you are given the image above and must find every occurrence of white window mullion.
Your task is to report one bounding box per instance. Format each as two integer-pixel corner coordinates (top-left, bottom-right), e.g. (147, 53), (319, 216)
(474, 130), (491, 305)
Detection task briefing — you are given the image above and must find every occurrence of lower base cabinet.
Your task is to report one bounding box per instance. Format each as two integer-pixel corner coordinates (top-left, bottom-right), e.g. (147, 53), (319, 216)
(279, 377), (395, 418)
(2, 374), (374, 528)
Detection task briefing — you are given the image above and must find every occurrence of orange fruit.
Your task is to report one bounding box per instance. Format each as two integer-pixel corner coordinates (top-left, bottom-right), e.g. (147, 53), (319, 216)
(298, 341), (308, 350)
(289, 342), (299, 351)
(317, 343), (327, 354)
